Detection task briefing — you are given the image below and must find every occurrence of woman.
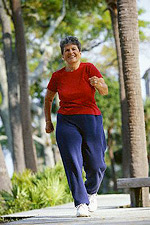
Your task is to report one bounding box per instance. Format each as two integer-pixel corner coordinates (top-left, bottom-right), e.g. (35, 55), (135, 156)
(44, 36), (108, 217)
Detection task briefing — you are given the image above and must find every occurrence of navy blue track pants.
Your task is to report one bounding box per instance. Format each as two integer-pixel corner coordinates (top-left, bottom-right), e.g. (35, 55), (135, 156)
(56, 114), (107, 206)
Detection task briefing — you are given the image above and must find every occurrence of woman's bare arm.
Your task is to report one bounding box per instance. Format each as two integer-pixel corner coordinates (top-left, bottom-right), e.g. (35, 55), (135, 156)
(44, 89), (56, 133)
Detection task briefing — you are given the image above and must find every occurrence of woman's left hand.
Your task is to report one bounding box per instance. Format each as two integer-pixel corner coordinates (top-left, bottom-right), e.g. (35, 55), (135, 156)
(89, 76), (104, 88)
(89, 76), (108, 95)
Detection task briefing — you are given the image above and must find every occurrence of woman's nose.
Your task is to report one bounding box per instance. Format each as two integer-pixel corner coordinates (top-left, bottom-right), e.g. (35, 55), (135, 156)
(69, 49), (73, 54)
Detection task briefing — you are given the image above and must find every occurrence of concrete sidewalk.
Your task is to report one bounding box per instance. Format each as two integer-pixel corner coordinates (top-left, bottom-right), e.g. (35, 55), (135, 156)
(2, 194), (150, 225)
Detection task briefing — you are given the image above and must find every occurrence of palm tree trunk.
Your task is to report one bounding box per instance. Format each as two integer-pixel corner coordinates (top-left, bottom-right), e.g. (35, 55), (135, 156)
(10, 0), (37, 172)
(106, 0), (130, 178)
(0, 0), (25, 172)
(0, 50), (13, 156)
(117, 0), (149, 207)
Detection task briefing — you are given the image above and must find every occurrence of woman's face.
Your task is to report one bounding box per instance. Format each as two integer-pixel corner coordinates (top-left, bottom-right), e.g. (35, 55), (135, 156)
(63, 44), (81, 65)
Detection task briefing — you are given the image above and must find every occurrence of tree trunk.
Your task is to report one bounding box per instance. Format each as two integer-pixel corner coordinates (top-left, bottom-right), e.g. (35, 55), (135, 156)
(0, 144), (12, 192)
(10, 0), (37, 172)
(0, 0), (25, 172)
(106, 0), (130, 178)
(0, 50), (13, 156)
(117, 0), (149, 207)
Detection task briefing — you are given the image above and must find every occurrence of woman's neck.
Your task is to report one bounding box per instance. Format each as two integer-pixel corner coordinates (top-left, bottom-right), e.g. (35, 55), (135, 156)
(65, 61), (80, 72)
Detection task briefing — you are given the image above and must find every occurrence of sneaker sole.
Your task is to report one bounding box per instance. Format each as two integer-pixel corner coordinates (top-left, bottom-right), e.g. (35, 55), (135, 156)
(76, 214), (90, 217)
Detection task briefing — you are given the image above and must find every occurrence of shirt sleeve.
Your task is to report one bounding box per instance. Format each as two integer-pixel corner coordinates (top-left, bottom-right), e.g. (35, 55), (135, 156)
(88, 63), (103, 78)
(47, 73), (57, 92)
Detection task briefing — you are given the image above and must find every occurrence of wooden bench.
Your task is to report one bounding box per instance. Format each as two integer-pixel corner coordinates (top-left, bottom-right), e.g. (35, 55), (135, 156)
(117, 177), (150, 207)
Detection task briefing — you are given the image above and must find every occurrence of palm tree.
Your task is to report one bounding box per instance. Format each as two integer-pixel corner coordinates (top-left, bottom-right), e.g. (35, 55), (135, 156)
(0, 0), (26, 172)
(117, 0), (149, 207)
(105, 0), (130, 180)
(10, 0), (37, 172)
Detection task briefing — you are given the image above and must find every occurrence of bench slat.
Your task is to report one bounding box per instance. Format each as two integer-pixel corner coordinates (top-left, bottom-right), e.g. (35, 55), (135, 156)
(117, 177), (150, 188)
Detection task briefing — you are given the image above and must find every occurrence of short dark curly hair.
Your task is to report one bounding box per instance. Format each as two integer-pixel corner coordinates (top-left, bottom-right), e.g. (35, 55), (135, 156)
(60, 36), (81, 55)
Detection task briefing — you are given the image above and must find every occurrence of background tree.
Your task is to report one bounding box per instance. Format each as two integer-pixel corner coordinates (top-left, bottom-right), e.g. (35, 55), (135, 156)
(0, 0), (25, 172)
(0, 49), (13, 160)
(96, 75), (121, 192)
(117, 0), (149, 206)
(105, 0), (130, 178)
(10, 0), (37, 172)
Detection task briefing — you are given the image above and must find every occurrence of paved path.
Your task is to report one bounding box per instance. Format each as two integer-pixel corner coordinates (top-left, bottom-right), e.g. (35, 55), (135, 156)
(2, 194), (150, 225)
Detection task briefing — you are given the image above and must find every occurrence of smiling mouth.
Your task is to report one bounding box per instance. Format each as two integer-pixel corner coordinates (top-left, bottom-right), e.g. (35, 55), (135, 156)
(68, 56), (76, 59)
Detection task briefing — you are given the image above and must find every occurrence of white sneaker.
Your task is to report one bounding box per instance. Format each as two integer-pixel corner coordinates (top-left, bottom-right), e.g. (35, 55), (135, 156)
(76, 204), (89, 217)
(88, 193), (97, 212)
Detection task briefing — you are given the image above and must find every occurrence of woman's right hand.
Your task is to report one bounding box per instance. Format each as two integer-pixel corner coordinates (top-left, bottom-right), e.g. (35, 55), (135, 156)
(45, 121), (54, 133)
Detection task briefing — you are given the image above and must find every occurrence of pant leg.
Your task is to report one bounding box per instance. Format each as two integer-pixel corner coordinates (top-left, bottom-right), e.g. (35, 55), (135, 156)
(81, 115), (107, 194)
(56, 114), (89, 206)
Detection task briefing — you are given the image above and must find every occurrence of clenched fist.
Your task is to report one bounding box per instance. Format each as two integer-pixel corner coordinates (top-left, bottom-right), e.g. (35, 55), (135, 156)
(89, 76), (105, 88)
(45, 121), (54, 133)
(89, 76), (108, 95)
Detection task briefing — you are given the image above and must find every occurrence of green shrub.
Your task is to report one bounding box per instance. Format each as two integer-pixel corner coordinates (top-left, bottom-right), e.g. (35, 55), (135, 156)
(0, 163), (72, 216)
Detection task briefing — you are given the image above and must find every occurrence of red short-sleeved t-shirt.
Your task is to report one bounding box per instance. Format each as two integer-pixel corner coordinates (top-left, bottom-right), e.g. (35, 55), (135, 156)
(47, 62), (103, 115)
